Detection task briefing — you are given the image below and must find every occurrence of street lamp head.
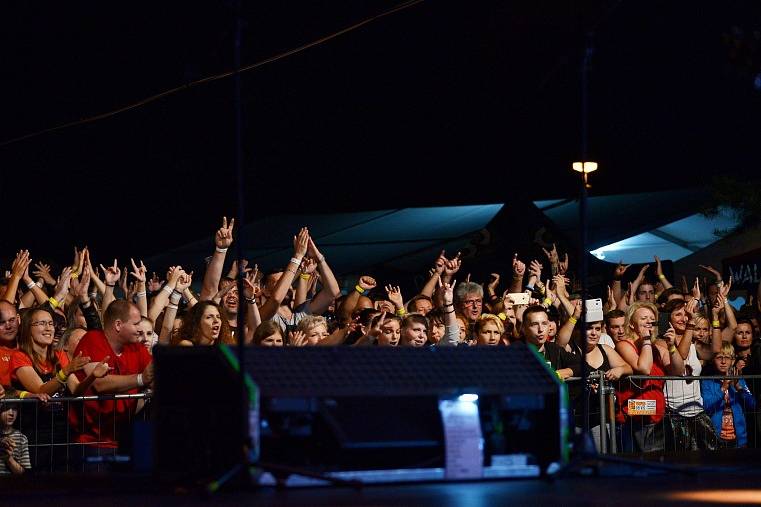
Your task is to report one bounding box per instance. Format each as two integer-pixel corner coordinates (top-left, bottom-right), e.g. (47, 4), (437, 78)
(572, 161), (598, 173)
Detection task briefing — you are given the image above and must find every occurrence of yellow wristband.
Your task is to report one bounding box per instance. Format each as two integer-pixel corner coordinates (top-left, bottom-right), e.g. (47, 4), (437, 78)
(57, 368), (68, 382)
(71, 272), (79, 279)
(19, 391), (29, 399)
(355, 285), (366, 295)
(712, 320), (721, 329)
(543, 297), (552, 306)
(48, 296), (60, 309)
(497, 312), (507, 321)
(568, 316), (577, 325)
(396, 308), (407, 317)
(299, 273), (311, 280)
(658, 274), (666, 280)
(668, 345), (677, 354)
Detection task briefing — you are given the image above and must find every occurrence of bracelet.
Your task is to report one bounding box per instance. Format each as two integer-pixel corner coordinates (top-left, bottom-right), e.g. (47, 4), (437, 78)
(71, 272), (79, 279)
(167, 304), (179, 311)
(136, 373), (144, 387)
(568, 316), (578, 325)
(215, 247), (228, 253)
(19, 391), (29, 399)
(89, 291), (97, 298)
(162, 285), (173, 295)
(712, 320), (721, 329)
(444, 309), (455, 314)
(300, 273), (311, 280)
(57, 368), (68, 383)
(668, 345), (677, 354)
(497, 312), (507, 321)
(658, 274), (666, 280)
(542, 297), (552, 306)
(355, 285), (366, 295)
(286, 268), (298, 275)
(37, 280), (44, 288)
(106, 283), (116, 288)
(48, 296), (60, 309)
(189, 297), (198, 305)
(245, 296), (256, 304)
(289, 257), (301, 266)
(26, 281), (36, 289)
(169, 293), (182, 305)
(396, 308), (407, 317)
(317, 254), (326, 264)
(136, 291), (147, 298)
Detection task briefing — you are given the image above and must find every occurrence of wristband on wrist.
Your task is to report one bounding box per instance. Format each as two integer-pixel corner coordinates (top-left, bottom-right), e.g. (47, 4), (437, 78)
(395, 308), (407, 317)
(169, 293), (182, 305)
(568, 316), (578, 325)
(71, 272), (79, 279)
(497, 312), (507, 321)
(542, 297), (552, 306)
(215, 247), (228, 253)
(162, 285), (173, 295)
(37, 280), (44, 288)
(300, 273), (311, 280)
(19, 391), (29, 399)
(57, 368), (68, 383)
(712, 320), (721, 329)
(668, 345), (677, 354)
(106, 283), (116, 288)
(167, 304), (179, 311)
(26, 281), (36, 289)
(48, 296), (60, 309)
(658, 274), (666, 280)
(289, 257), (301, 267)
(136, 373), (144, 387)
(355, 285), (366, 295)
(136, 291), (147, 298)
(245, 296), (256, 304)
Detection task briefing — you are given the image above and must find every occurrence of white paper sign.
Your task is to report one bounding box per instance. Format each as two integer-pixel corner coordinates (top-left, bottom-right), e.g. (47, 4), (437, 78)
(439, 399), (484, 479)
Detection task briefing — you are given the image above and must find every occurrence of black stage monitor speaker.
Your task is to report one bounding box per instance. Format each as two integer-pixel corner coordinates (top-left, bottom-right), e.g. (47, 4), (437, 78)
(154, 343), (567, 484)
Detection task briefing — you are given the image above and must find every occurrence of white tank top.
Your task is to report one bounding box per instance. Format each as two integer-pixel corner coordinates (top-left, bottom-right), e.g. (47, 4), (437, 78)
(664, 342), (703, 416)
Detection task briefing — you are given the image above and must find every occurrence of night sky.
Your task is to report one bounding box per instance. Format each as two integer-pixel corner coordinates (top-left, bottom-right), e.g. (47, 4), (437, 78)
(1, 1), (759, 269)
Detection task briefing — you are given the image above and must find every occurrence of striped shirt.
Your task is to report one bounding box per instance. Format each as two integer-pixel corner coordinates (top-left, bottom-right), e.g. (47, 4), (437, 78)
(0, 429), (31, 474)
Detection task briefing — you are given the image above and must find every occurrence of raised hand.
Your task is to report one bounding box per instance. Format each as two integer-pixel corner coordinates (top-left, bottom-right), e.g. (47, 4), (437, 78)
(385, 285), (404, 310)
(698, 264), (722, 282)
(634, 264), (650, 283)
(433, 250), (447, 275)
(487, 273), (500, 294)
(712, 294), (726, 317)
(70, 266), (92, 301)
(542, 243), (559, 264)
(438, 277), (455, 307)
(654, 255), (665, 278)
(512, 254), (526, 277)
(375, 300), (395, 314)
(368, 312), (387, 338)
(662, 323), (676, 346)
(529, 259), (543, 279)
(719, 276), (733, 298)
(685, 297), (698, 319)
(358, 275), (377, 292)
(215, 216), (235, 249)
(10, 250), (32, 280)
(130, 258), (147, 283)
(288, 330), (307, 347)
(100, 260), (121, 285)
(691, 277), (701, 300)
(604, 285), (616, 312)
(293, 227), (309, 258)
(176, 271), (193, 292)
(243, 268), (260, 299)
(32, 261), (56, 285)
(558, 253), (569, 275)
(119, 269), (129, 297)
(307, 234), (323, 261)
(572, 298), (582, 319)
(444, 252), (461, 278)
(613, 260), (631, 280)
(54, 266), (73, 297)
(552, 274), (568, 299)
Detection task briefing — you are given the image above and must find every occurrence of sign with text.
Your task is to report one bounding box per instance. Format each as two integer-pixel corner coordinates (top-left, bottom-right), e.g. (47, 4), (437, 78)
(724, 247), (761, 292)
(628, 399), (657, 416)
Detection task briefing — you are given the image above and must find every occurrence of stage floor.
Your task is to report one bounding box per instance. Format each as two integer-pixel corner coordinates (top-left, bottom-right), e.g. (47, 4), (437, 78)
(4, 468), (761, 507)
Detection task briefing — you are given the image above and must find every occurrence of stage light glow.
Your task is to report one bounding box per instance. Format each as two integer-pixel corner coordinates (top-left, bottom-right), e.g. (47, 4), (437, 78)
(458, 393), (479, 403)
(667, 489), (761, 504)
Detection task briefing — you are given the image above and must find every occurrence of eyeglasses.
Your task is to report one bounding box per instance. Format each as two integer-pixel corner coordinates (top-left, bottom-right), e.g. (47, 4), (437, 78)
(30, 320), (55, 327)
(462, 299), (483, 307)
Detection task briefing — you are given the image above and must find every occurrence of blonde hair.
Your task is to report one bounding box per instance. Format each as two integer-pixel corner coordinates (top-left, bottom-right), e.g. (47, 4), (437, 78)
(623, 301), (658, 343)
(718, 341), (735, 357)
(296, 315), (327, 334)
(476, 313), (505, 335)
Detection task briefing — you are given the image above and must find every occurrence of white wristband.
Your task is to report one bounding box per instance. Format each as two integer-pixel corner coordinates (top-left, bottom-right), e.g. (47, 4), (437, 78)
(26, 281), (36, 289)
(289, 257), (301, 266)
(170, 292), (182, 305)
(167, 304), (179, 311)
(37, 280), (44, 288)
(136, 291), (147, 298)
(136, 373), (144, 387)
(162, 285), (173, 295)
(215, 247), (228, 253)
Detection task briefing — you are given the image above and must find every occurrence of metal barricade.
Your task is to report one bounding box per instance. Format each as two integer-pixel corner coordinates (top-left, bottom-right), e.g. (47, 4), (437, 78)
(586, 374), (761, 457)
(1, 392), (150, 474)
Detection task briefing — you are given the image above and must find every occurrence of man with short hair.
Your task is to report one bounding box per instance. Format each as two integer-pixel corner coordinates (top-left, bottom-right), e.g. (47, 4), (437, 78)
(69, 300), (153, 458)
(0, 301), (20, 388)
(604, 309), (626, 344)
(522, 305), (581, 380)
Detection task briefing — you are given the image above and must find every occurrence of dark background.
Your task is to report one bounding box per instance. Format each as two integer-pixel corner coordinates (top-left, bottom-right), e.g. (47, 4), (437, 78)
(1, 0), (759, 268)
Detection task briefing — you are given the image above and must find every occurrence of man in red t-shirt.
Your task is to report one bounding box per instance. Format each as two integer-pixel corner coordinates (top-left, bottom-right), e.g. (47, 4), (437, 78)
(0, 301), (20, 388)
(69, 300), (153, 451)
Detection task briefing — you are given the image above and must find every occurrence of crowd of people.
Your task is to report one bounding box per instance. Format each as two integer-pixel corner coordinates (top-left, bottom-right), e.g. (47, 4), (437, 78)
(1, 217), (761, 474)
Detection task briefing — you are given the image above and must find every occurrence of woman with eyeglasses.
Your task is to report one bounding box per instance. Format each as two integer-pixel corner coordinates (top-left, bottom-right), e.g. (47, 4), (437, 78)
(701, 342), (756, 448)
(9, 307), (109, 472)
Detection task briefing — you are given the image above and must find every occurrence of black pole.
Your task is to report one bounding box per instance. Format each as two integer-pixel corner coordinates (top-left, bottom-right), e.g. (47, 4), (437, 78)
(579, 32), (594, 440)
(233, 0), (251, 480)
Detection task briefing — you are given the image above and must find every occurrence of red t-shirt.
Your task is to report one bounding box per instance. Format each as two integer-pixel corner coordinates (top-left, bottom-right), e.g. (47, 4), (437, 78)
(9, 349), (70, 389)
(68, 330), (152, 447)
(0, 345), (14, 388)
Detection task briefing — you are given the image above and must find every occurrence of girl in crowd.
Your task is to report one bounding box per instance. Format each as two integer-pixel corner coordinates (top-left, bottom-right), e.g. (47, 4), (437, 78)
(615, 301), (684, 453)
(176, 301), (234, 346)
(475, 314), (505, 346)
(252, 321), (284, 347)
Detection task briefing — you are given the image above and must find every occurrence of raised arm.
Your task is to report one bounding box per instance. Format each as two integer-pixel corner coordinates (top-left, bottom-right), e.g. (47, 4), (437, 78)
(508, 254), (525, 294)
(303, 235), (341, 315)
(555, 298), (581, 349)
(99, 260), (121, 315)
(718, 281), (738, 342)
(338, 275), (376, 322)
(20, 261), (48, 308)
(129, 258), (149, 318)
(421, 251), (447, 297)
(259, 228), (309, 321)
(295, 258), (316, 308)
(242, 269), (261, 345)
(2, 250), (31, 304)
(438, 279), (460, 346)
(148, 266), (182, 323)
(200, 217), (234, 301)
(611, 261), (630, 304)
(654, 256), (673, 290)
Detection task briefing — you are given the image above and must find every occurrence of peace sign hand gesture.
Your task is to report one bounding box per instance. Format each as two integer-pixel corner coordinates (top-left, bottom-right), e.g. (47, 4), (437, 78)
(215, 216), (235, 249)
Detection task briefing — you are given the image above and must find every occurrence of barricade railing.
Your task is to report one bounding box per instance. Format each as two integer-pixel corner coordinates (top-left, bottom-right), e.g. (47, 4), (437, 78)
(568, 374), (761, 458)
(0, 392), (151, 475)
